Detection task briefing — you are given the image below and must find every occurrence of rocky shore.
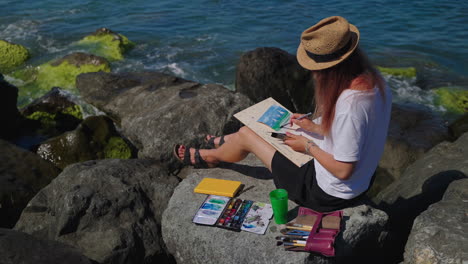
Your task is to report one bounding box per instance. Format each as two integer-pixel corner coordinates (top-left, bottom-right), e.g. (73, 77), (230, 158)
(1, 30), (467, 264)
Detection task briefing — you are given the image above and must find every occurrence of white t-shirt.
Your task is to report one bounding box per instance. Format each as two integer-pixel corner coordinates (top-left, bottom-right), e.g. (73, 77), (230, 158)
(313, 85), (392, 199)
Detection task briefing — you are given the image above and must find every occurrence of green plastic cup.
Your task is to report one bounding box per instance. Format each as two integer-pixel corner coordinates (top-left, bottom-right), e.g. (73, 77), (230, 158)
(269, 189), (288, 224)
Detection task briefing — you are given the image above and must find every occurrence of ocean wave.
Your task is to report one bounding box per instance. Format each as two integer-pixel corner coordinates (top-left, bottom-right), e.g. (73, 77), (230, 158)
(385, 76), (440, 112)
(0, 20), (40, 41)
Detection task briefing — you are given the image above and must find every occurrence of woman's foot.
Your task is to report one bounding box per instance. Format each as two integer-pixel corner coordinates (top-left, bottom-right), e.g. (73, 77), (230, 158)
(173, 144), (218, 168)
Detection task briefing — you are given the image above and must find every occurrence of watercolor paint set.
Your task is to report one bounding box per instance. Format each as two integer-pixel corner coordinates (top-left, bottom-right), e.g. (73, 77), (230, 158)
(192, 195), (273, 235)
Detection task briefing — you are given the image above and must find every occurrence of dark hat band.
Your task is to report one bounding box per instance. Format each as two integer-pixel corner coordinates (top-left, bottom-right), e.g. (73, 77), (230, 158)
(305, 39), (352, 63)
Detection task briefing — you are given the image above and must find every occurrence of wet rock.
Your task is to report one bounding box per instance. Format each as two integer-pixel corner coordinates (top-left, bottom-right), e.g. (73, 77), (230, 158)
(403, 178), (468, 264)
(76, 71), (252, 170)
(0, 73), (22, 140)
(0, 139), (60, 228)
(36, 115), (135, 170)
(13, 52), (110, 106)
(374, 132), (468, 263)
(236, 47), (315, 113)
(76, 28), (135, 61)
(0, 228), (94, 264)
(163, 155), (389, 263)
(15, 159), (179, 264)
(0, 40), (29, 73)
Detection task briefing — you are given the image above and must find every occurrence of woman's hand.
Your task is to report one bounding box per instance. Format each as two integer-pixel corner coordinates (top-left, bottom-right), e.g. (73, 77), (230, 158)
(283, 133), (309, 153)
(290, 113), (323, 135)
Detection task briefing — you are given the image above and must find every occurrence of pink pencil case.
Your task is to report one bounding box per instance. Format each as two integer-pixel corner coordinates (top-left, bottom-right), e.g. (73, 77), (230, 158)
(284, 207), (342, 257)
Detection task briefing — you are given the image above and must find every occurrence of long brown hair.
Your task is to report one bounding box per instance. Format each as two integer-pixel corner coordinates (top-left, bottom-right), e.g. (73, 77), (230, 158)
(313, 47), (385, 135)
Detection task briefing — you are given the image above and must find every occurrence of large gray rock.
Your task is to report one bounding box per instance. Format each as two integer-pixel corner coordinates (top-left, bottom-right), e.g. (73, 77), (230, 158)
(371, 103), (450, 195)
(236, 47), (315, 113)
(403, 179), (468, 263)
(15, 159), (179, 264)
(374, 132), (468, 263)
(76, 72), (252, 170)
(162, 155), (389, 263)
(0, 228), (94, 264)
(0, 139), (60, 228)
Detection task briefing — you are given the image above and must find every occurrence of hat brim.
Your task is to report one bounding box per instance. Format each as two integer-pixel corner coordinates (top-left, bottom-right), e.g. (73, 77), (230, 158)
(296, 24), (360, 71)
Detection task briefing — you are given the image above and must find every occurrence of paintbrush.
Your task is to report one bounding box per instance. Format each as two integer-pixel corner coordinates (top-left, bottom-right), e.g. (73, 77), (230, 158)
(277, 241), (306, 247)
(275, 235), (308, 241)
(280, 228), (310, 236)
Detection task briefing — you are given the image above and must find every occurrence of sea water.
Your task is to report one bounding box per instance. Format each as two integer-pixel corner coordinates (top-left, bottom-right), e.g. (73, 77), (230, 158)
(1, 0), (467, 116)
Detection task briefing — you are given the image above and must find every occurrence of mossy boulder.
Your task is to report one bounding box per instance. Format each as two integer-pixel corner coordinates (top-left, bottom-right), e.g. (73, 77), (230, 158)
(0, 40), (29, 73)
(13, 52), (110, 106)
(20, 87), (84, 141)
(36, 115), (135, 169)
(377, 66), (417, 78)
(77, 28), (135, 61)
(433, 87), (468, 114)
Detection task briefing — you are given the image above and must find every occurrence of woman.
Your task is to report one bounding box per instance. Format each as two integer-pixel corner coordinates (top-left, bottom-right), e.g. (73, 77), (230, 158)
(174, 16), (392, 212)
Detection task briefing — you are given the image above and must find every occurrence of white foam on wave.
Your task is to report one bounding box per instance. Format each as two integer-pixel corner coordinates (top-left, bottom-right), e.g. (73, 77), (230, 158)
(384, 75), (443, 113)
(0, 20), (39, 41)
(166, 63), (185, 77)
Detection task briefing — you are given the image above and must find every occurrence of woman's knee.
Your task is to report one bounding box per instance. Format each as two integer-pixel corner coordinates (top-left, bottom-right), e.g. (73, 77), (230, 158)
(238, 126), (255, 138)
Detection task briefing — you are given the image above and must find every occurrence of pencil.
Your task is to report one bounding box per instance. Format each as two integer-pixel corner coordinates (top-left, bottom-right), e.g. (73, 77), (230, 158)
(285, 225), (312, 231)
(280, 112), (313, 128)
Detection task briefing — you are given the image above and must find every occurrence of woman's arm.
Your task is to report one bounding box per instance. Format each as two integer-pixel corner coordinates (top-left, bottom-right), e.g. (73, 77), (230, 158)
(284, 133), (355, 180)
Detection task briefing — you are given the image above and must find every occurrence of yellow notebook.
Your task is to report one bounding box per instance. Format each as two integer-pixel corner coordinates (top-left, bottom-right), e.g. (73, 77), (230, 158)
(194, 178), (242, 197)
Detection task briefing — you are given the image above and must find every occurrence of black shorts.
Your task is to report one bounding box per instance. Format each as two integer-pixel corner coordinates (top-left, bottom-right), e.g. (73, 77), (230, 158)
(271, 151), (364, 212)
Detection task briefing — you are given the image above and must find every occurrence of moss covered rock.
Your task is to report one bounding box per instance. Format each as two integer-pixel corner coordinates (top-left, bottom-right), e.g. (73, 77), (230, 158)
(77, 28), (135, 61)
(36, 115), (135, 169)
(434, 87), (468, 114)
(21, 87), (84, 140)
(377, 66), (417, 78)
(0, 40), (29, 73)
(14, 52), (110, 107)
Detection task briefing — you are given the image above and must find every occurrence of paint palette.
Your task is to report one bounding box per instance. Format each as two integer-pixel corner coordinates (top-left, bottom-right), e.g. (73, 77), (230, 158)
(193, 195), (273, 234)
(192, 195), (231, 225)
(216, 198), (253, 232)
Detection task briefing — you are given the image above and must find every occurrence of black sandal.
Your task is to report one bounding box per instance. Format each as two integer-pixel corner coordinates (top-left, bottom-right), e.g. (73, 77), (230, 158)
(205, 135), (225, 149)
(173, 144), (214, 169)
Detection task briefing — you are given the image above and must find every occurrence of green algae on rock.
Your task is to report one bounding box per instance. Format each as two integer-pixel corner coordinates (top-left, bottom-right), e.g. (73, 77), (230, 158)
(104, 136), (132, 159)
(377, 66), (417, 78)
(36, 115), (135, 169)
(22, 88), (85, 140)
(434, 87), (468, 114)
(77, 28), (135, 61)
(0, 40), (29, 73)
(14, 52), (110, 107)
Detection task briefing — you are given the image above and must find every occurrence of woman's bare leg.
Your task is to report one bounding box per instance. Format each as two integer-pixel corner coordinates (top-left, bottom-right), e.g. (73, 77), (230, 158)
(177, 126), (276, 171)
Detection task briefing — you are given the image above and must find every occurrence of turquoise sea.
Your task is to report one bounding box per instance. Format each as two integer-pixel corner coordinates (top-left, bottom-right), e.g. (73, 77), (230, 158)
(1, 0), (467, 117)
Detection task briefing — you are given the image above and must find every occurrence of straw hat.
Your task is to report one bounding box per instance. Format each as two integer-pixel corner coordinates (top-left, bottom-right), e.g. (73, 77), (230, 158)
(297, 16), (360, 70)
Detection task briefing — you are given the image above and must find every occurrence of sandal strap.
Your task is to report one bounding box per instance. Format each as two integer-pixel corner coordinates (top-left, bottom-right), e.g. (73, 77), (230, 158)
(206, 136), (216, 148)
(194, 149), (209, 169)
(183, 146), (191, 165)
(219, 135), (225, 146)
